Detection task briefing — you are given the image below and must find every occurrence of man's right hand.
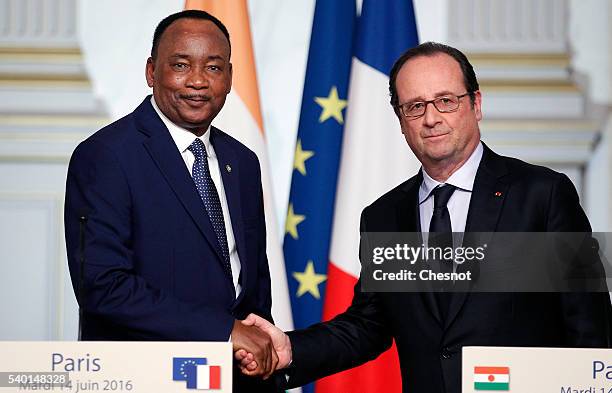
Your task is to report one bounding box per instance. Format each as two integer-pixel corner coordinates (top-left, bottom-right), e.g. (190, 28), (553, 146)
(231, 319), (278, 379)
(234, 313), (292, 376)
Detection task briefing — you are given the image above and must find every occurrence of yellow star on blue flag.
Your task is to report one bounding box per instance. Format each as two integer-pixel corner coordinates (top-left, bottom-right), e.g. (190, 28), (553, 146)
(293, 139), (315, 176)
(285, 203), (306, 240)
(292, 260), (327, 299)
(314, 86), (348, 124)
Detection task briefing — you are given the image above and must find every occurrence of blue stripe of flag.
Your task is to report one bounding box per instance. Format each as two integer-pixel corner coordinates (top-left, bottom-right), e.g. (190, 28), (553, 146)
(354, 0), (419, 77)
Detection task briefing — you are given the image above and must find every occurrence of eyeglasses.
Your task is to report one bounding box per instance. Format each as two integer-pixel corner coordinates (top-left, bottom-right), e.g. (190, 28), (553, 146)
(396, 92), (472, 119)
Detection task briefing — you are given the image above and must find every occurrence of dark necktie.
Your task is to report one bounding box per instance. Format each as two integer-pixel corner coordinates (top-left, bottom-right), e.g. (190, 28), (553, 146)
(188, 138), (233, 281)
(428, 184), (456, 318)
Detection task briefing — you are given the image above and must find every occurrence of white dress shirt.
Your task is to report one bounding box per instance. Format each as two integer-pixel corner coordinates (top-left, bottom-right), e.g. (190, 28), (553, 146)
(419, 142), (484, 234)
(151, 97), (242, 296)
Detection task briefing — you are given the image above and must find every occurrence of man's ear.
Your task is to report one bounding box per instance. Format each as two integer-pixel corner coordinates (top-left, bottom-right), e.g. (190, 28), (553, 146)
(145, 57), (155, 88)
(472, 90), (483, 121)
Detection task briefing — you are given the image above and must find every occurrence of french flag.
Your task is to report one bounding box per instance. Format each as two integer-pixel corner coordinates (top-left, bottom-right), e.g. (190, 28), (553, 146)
(317, 1), (421, 392)
(195, 365), (221, 390)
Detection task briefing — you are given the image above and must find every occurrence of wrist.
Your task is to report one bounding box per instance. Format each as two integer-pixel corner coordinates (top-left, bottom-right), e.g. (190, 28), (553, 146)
(284, 335), (293, 368)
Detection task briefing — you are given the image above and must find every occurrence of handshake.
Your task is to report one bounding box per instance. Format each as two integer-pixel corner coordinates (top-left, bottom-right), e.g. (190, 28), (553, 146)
(231, 314), (292, 379)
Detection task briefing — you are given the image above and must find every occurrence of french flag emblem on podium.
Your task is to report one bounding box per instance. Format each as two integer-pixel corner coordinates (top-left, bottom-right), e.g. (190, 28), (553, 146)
(194, 365), (221, 390)
(173, 357), (221, 390)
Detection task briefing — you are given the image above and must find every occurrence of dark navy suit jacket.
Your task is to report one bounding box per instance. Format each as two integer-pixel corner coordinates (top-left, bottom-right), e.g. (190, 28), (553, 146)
(64, 97), (276, 390)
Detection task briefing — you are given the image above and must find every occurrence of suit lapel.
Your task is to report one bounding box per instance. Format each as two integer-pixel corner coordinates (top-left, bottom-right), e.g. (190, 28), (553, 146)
(396, 172), (421, 232)
(210, 128), (249, 304)
(464, 145), (509, 233)
(444, 143), (510, 330)
(136, 98), (227, 265)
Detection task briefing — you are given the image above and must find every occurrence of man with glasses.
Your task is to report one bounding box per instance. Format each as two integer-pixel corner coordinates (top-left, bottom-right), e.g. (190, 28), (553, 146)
(236, 42), (612, 392)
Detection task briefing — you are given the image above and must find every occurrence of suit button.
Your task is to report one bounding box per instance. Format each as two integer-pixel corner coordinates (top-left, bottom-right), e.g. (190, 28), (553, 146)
(440, 348), (451, 359)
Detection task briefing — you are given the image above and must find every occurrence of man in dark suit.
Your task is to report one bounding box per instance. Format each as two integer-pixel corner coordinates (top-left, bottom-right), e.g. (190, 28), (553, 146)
(236, 42), (612, 392)
(64, 10), (280, 390)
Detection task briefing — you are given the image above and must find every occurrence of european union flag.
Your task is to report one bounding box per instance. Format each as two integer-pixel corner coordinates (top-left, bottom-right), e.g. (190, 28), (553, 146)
(284, 0), (355, 329)
(283, 3), (356, 392)
(172, 357), (207, 389)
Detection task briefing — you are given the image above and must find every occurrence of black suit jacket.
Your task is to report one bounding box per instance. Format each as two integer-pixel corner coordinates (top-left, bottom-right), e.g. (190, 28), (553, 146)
(286, 144), (612, 393)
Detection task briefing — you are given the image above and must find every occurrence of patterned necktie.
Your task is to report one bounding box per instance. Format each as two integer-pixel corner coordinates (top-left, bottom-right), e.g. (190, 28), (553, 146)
(188, 138), (232, 281)
(428, 184), (456, 318)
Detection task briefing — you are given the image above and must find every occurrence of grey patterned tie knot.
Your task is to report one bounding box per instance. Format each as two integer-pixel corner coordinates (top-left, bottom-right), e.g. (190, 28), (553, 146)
(188, 138), (232, 281)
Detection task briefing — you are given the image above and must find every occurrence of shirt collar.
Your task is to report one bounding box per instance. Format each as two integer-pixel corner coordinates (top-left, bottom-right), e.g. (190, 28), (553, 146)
(418, 141), (484, 204)
(150, 96), (214, 157)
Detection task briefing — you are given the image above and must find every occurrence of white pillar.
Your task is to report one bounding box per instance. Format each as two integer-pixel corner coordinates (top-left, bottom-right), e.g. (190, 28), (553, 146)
(447, 0), (567, 53)
(0, 0), (79, 48)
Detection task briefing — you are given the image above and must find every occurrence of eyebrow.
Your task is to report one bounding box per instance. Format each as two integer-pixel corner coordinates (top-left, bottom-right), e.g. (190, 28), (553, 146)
(407, 90), (459, 102)
(169, 54), (226, 62)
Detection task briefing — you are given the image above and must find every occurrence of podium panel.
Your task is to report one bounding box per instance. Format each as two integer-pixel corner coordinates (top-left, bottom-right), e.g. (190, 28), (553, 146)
(0, 341), (232, 392)
(463, 346), (612, 392)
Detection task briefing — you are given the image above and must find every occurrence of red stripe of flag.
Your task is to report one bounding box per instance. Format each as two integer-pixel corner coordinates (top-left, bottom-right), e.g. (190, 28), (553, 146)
(209, 365), (221, 389)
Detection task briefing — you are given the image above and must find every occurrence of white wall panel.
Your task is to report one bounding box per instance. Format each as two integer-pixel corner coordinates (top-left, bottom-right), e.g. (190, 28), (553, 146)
(0, 162), (78, 340)
(0, 195), (61, 339)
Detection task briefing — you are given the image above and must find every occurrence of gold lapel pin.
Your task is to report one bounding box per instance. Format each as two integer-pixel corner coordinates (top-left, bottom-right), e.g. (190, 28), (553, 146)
(494, 191), (502, 197)
(226, 164), (232, 173)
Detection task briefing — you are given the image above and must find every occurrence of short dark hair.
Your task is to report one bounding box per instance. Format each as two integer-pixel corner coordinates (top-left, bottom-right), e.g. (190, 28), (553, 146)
(151, 10), (231, 59)
(388, 42), (479, 112)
